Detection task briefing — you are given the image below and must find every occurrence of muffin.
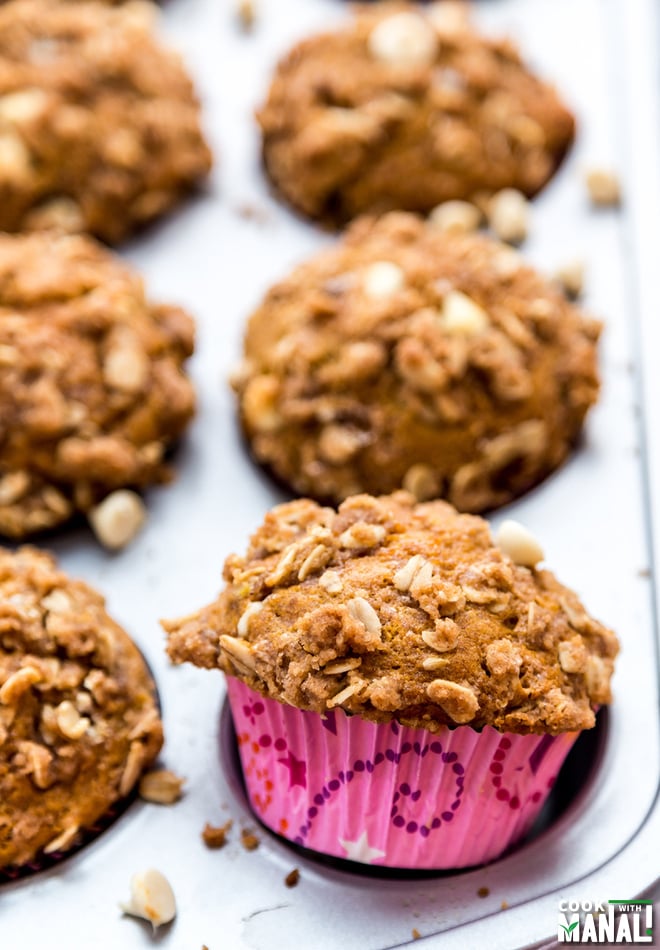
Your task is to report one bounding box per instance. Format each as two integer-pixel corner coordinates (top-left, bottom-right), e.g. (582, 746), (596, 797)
(0, 231), (196, 543)
(0, 0), (211, 243)
(164, 492), (618, 868)
(233, 212), (600, 512)
(0, 547), (162, 870)
(258, 3), (574, 225)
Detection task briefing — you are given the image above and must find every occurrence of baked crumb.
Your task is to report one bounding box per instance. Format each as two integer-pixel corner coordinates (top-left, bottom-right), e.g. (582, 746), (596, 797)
(202, 820), (233, 849)
(284, 868), (300, 888)
(240, 828), (260, 851)
(477, 886), (490, 898)
(501, 901), (509, 910)
(412, 928), (421, 940)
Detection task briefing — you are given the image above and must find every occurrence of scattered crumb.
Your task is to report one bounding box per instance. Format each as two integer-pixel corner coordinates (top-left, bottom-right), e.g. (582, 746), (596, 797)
(553, 259), (585, 299)
(202, 820), (233, 849)
(585, 167), (621, 207)
(412, 928), (421, 940)
(139, 769), (185, 805)
(236, 0), (255, 31)
(240, 828), (260, 851)
(638, 567), (651, 578)
(235, 202), (270, 225)
(284, 868), (300, 888)
(477, 887), (490, 898)
(501, 901), (509, 910)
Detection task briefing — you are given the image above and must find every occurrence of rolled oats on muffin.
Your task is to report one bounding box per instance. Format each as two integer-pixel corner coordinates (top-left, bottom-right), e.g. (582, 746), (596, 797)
(233, 212), (600, 512)
(258, 3), (574, 225)
(164, 492), (618, 868)
(0, 547), (162, 870)
(0, 231), (196, 543)
(0, 0), (212, 243)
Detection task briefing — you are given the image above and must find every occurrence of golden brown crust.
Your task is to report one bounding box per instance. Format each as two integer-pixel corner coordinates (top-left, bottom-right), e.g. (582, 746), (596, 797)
(164, 492), (618, 736)
(0, 547), (162, 868)
(0, 231), (196, 539)
(0, 0), (211, 243)
(258, 3), (574, 224)
(233, 213), (600, 511)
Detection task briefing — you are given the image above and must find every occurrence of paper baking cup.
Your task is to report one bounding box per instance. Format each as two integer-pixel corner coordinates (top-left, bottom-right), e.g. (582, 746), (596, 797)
(226, 678), (580, 869)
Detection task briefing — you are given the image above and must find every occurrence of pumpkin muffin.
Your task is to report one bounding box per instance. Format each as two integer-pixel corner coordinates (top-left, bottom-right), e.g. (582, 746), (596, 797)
(164, 492), (618, 868)
(0, 0), (212, 243)
(0, 231), (196, 542)
(258, 3), (574, 225)
(0, 547), (162, 869)
(233, 212), (600, 512)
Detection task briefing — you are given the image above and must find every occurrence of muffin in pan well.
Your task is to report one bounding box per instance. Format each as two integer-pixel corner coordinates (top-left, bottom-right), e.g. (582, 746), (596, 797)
(258, 3), (574, 225)
(0, 231), (196, 542)
(233, 212), (600, 512)
(0, 0), (212, 243)
(0, 547), (162, 870)
(164, 492), (618, 868)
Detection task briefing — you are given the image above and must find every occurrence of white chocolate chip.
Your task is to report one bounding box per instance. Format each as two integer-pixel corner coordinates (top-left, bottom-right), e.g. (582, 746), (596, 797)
(426, 1), (470, 35)
(139, 769), (185, 805)
(237, 601), (264, 638)
(429, 199), (481, 235)
(0, 88), (48, 124)
(441, 289), (489, 336)
(585, 167), (621, 207)
(362, 260), (405, 299)
(0, 131), (31, 182)
(489, 188), (529, 245)
(121, 869), (176, 930)
(103, 329), (149, 393)
(89, 490), (147, 551)
(368, 12), (438, 68)
(495, 519), (544, 568)
(553, 259), (585, 298)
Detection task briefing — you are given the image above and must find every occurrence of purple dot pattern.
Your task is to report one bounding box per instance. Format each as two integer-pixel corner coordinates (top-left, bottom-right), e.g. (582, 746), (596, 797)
(227, 679), (580, 869)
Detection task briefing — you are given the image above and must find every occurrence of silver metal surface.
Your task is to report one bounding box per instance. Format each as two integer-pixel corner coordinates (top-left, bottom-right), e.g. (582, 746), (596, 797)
(1, 0), (659, 947)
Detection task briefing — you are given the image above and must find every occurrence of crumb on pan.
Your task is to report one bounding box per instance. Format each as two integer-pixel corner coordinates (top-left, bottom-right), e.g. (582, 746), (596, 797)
(240, 828), (260, 851)
(202, 820), (233, 849)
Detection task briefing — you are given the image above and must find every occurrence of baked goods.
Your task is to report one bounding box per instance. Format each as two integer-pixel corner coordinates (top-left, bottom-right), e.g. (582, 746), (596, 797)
(0, 547), (162, 869)
(233, 212), (601, 512)
(258, 3), (574, 224)
(164, 491), (618, 867)
(0, 231), (196, 540)
(0, 0), (212, 243)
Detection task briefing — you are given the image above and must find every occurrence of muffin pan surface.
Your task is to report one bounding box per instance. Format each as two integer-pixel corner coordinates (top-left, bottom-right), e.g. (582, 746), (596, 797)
(2, 0), (659, 946)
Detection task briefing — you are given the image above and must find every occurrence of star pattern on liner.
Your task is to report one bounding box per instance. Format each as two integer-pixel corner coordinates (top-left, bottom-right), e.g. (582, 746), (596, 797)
(277, 750), (307, 789)
(339, 830), (386, 865)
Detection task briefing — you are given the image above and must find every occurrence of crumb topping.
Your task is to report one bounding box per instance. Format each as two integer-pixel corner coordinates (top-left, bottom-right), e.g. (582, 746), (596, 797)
(0, 232), (195, 539)
(165, 492), (618, 735)
(235, 213), (600, 511)
(0, 547), (162, 867)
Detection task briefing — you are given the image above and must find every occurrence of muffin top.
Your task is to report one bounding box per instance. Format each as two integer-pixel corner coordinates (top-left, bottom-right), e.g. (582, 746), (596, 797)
(258, 3), (574, 223)
(0, 547), (162, 868)
(0, 231), (195, 539)
(234, 212), (600, 511)
(165, 492), (618, 736)
(0, 0), (211, 243)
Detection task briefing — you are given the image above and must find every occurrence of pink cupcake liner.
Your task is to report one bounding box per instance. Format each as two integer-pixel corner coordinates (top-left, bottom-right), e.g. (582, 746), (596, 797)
(226, 678), (579, 869)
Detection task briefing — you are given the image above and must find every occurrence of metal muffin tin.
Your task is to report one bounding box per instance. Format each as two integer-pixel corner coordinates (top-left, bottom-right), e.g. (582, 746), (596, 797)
(2, 0), (659, 946)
